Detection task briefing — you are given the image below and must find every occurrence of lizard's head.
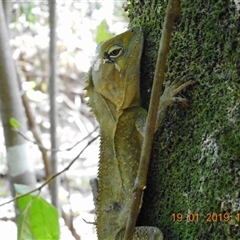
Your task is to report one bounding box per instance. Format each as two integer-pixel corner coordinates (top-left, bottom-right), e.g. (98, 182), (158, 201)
(90, 27), (143, 111)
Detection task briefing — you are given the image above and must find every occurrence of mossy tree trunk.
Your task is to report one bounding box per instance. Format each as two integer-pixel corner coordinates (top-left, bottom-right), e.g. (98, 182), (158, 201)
(126, 1), (240, 239)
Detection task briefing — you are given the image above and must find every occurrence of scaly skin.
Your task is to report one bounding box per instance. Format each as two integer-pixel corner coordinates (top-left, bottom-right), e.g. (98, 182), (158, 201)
(85, 27), (193, 239)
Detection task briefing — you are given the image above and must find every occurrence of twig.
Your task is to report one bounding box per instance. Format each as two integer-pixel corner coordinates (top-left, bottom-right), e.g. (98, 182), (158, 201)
(21, 91), (51, 179)
(15, 126), (99, 152)
(0, 135), (99, 207)
(14, 45), (51, 179)
(61, 206), (81, 240)
(124, 1), (181, 239)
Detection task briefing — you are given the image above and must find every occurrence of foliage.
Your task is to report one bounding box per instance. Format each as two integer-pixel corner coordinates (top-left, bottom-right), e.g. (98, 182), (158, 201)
(16, 184), (60, 240)
(9, 117), (21, 130)
(96, 19), (112, 44)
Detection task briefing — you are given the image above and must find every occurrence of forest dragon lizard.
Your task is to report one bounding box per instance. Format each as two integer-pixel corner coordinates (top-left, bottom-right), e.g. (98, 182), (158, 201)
(85, 27), (193, 239)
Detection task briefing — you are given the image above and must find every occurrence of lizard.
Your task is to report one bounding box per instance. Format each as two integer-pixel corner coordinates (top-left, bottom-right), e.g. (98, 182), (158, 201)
(84, 27), (193, 240)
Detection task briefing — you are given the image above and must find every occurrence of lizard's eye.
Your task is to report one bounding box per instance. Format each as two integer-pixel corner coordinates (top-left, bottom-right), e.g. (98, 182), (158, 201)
(108, 45), (123, 60)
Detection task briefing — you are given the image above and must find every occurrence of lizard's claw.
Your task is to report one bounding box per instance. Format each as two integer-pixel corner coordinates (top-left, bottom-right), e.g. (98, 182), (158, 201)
(173, 96), (188, 102)
(83, 218), (97, 225)
(172, 79), (195, 96)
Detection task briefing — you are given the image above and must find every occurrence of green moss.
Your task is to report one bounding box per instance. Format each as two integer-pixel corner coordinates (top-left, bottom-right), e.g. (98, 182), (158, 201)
(127, 0), (240, 239)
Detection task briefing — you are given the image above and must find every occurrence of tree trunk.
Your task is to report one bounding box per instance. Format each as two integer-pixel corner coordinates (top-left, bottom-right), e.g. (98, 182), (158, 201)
(127, 1), (240, 239)
(2, 0), (11, 26)
(48, 0), (60, 213)
(0, 2), (36, 197)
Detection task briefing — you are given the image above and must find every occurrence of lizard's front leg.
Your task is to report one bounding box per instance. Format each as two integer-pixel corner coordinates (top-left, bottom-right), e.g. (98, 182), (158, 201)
(89, 178), (98, 208)
(155, 78), (194, 131)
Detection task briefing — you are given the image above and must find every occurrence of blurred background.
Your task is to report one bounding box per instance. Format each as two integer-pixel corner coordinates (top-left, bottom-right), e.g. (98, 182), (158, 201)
(0, 1), (129, 239)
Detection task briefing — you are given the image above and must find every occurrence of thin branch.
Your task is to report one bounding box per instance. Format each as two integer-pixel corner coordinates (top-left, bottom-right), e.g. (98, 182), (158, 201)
(15, 59), (51, 179)
(0, 135), (99, 207)
(124, 1), (181, 239)
(64, 126), (99, 151)
(15, 126), (99, 152)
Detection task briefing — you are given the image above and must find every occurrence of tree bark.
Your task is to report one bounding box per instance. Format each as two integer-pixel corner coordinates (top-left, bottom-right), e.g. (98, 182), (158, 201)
(127, 1), (240, 239)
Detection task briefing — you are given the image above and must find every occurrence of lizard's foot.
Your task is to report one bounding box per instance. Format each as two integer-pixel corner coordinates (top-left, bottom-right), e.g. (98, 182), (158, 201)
(132, 226), (163, 240)
(117, 226), (163, 240)
(160, 77), (195, 107)
(155, 76), (194, 131)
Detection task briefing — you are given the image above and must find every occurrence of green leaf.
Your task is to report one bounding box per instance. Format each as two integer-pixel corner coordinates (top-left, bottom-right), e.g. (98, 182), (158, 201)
(96, 19), (112, 44)
(16, 185), (60, 240)
(9, 117), (21, 130)
(17, 199), (34, 240)
(14, 184), (38, 211)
